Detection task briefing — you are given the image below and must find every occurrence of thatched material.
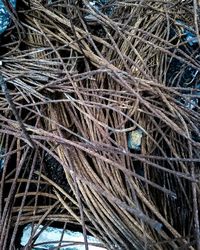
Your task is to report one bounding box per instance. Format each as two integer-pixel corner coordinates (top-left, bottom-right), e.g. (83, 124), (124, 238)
(0, 0), (200, 249)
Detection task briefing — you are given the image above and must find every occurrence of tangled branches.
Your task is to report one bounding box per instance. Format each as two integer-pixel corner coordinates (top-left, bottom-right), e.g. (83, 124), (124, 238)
(0, 0), (200, 249)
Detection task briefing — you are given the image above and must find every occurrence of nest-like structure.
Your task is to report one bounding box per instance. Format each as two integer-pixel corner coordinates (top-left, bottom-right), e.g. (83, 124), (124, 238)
(0, 0), (200, 249)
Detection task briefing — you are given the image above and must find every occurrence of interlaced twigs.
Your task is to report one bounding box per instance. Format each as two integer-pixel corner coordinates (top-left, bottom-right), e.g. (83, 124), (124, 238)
(0, 1), (200, 249)
(0, 73), (35, 148)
